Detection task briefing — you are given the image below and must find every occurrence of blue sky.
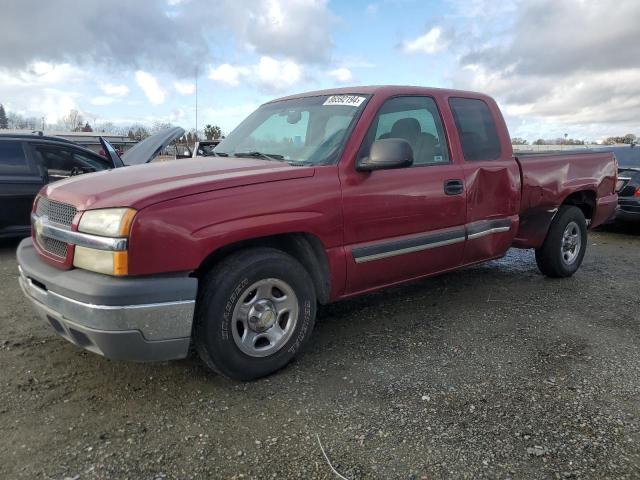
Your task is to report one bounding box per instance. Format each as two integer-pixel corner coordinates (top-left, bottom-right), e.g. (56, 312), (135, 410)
(1, 0), (638, 142)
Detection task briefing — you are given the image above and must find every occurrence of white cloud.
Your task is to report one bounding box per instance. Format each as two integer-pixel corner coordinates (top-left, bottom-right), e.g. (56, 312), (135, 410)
(91, 96), (116, 106)
(451, 0), (640, 139)
(201, 103), (260, 133)
(173, 80), (195, 95)
(255, 56), (302, 91)
(100, 83), (129, 97)
(328, 67), (353, 83)
(403, 27), (447, 54)
(224, 0), (335, 63)
(32, 90), (79, 124)
(208, 64), (250, 86)
(135, 70), (166, 104)
(366, 3), (378, 15)
(208, 57), (303, 91)
(0, 62), (86, 88)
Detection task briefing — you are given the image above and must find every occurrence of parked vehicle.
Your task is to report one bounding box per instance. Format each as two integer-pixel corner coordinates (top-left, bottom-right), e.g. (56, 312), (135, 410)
(193, 139), (223, 157)
(0, 134), (120, 238)
(598, 144), (640, 222)
(0, 128), (185, 238)
(17, 86), (617, 380)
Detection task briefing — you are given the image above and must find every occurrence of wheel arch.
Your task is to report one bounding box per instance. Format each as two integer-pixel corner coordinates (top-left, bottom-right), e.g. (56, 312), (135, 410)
(562, 189), (596, 220)
(514, 189), (596, 249)
(193, 232), (332, 304)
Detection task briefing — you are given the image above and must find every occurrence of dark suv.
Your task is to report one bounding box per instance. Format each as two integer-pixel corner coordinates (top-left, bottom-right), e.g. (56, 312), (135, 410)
(0, 134), (120, 238)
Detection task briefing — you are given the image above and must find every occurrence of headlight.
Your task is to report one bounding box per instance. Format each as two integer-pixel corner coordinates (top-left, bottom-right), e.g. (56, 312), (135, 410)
(73, 246), (129, 276)
(78, 208), (136, 237)
(73, 208), (136, 276)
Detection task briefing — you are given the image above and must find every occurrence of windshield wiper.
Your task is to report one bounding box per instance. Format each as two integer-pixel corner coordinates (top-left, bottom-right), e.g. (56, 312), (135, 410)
(234, 151), (286, 161)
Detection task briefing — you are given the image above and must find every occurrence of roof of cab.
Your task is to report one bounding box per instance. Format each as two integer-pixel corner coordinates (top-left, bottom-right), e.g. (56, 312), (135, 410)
(268, 85), (494, 104)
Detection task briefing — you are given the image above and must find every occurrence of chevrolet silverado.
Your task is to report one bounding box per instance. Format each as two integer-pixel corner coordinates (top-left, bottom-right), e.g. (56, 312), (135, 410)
(17, 86), (617, 380)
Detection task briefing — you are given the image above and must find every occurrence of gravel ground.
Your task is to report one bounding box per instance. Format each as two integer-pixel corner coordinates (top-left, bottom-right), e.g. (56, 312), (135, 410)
(0, 225), (639, 480)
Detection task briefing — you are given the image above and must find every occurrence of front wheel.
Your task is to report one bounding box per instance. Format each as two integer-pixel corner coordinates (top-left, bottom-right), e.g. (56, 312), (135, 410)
(535, 205), (587, 278)
(194, 248), (316, 380)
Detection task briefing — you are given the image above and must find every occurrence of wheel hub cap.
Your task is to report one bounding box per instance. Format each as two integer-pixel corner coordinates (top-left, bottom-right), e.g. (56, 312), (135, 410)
(561, 221), (581, 265)
(248, 299), (277, 332)
(230, 278), (300, 358)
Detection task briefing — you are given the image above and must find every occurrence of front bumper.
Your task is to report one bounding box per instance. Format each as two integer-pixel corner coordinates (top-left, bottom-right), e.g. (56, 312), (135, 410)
(17, 238), (198, 362)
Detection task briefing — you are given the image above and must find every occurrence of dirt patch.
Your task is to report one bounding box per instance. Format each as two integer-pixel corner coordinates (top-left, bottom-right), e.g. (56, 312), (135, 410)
(1, 230), (639, 479)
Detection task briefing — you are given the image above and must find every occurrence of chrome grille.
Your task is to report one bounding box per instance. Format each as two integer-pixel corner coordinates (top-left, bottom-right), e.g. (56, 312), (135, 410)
(34, 197), (77, 258)
(36, 197), (77, 227)
(40, 236), (68, 258)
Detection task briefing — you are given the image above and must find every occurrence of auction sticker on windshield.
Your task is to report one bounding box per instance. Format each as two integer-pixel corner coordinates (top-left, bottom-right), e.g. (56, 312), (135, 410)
(323, 95), (366, 107)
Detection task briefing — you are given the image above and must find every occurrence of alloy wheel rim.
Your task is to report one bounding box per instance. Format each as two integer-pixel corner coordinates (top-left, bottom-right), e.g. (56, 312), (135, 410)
(561, 221), (581, 265)
(231, 278), (299, 357)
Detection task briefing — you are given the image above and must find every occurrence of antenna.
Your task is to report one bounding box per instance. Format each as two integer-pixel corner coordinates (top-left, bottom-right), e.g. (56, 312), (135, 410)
(195, 66), (198, 141)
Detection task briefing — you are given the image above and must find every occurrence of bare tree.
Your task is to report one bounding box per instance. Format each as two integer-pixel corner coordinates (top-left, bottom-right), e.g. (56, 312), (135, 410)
(61, 109), (83, 131)
(150, 121), (174, 134)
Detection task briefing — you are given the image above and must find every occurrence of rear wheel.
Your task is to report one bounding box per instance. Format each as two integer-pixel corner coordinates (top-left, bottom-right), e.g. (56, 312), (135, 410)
(194, 248), (316, 380)
(535, 205), (587, 278)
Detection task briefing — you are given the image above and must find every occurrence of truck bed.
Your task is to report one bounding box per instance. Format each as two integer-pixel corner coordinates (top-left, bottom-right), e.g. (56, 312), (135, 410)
(513, 150), (617, 248)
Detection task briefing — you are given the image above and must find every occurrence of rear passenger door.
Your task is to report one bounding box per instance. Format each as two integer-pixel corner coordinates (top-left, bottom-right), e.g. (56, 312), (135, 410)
(0, 140), (44, 235)
(448, 97), (521, 264)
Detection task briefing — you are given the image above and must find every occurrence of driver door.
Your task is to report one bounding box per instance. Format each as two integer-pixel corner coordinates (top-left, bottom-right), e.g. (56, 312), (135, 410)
(340, 96), (467, 294)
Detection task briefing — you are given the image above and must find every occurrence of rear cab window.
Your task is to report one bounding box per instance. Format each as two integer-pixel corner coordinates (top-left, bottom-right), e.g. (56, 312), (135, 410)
(0, 140), (32, 176)
(449, 97), (501, 161)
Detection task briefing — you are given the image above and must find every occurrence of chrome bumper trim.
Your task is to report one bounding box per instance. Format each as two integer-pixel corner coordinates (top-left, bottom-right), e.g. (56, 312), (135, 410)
(31, 214), (128, 251)
(19, 266), (195, 341)
(467, 226), (511, 240)
(354, 236), (465, 263)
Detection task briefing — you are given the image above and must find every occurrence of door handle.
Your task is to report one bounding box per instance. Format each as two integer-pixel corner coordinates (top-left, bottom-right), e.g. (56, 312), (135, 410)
(444, 179), (464, 195)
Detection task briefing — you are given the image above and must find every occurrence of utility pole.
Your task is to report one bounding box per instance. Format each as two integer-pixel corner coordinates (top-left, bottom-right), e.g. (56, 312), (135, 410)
(41, 116), (45, 131)
(195, 66), (198, 142)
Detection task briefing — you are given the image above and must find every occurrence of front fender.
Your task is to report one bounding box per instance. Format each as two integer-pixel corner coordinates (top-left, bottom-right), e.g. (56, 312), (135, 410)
(126, 169), (343, 276)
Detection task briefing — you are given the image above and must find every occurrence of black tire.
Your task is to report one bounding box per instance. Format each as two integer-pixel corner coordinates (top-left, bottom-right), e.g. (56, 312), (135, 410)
(194, 247), (316, 381)
(535, 205), (587, 278)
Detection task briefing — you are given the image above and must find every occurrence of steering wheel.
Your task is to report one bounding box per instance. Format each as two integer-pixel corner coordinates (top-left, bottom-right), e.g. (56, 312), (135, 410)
(307, 128), (347, 164)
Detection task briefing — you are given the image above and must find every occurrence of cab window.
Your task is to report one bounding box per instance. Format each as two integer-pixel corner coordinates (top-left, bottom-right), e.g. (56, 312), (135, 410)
(358, 96), (450, 166)
(449, 97), (501, 161)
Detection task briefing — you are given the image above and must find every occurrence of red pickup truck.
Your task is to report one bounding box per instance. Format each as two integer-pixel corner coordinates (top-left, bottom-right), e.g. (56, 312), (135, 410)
(17, 86), (617, 380)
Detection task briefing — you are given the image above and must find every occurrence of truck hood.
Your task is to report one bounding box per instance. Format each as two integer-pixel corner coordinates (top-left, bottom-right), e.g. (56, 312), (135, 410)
(42, 157), (315, 211)
(121, 127), (186, 165)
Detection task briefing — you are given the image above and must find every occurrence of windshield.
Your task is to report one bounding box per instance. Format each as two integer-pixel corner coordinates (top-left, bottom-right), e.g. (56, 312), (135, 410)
(214, 94), (369, 165)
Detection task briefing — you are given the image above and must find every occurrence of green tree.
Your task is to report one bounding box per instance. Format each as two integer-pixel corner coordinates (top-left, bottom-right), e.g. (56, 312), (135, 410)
(204, 124), (222, 140)
(511, 137), (528, 145)
(0, 104), (8, 129)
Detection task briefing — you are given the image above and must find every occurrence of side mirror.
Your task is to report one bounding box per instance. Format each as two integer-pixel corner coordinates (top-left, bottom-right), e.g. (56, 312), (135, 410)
(357, 138), (413, 171)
